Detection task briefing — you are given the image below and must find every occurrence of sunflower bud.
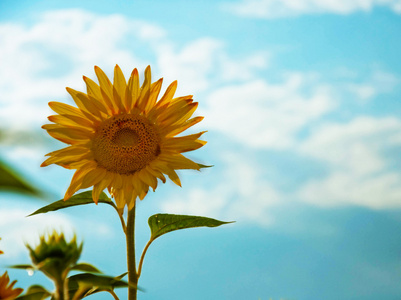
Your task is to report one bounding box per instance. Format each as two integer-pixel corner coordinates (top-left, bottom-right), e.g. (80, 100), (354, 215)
(27, 231), (82, 282)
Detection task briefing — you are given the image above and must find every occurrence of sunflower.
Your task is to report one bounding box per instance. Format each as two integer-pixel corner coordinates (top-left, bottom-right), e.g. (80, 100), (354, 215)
(0, 272), (23, 300)
(42, 65), (206, 213)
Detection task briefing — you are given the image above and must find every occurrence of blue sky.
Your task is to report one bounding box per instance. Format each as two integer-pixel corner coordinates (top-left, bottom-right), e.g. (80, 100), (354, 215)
(1, 0), (401, 299)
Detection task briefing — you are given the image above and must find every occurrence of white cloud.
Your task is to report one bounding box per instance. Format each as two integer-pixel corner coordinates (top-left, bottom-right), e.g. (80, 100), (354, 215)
(0, 206), (74, 258)
(167, 115), (401, 227)
(203, 73), (336, 149)
(1, 8), (401, 227)
(0, 9), (269, 134)
(0, 9), (165, 131)
(0, 204), (115, 264)
(156, 38), (224, 94)
(161, 154), (281, 226)
(0, 8), (270, 163)
(224, 0), (401, 18)
(298, 117), (401, 208)
(346, 69), (400, 101)
(156, 37), (269, 95)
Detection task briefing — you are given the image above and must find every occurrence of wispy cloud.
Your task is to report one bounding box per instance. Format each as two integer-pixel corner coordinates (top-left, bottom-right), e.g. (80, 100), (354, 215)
(0, 9), (165, 131)
(155, 37), (269, 95)
(203, 73), (336, 149)
(0, 205), (73, 259)
(1, 9), (400, 229)
(161, 153), (282, 226)
(298, 116), (401, 208)
(223, 0), (401, 18)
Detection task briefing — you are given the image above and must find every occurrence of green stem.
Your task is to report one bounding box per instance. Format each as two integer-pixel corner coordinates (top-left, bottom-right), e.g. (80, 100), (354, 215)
(137, 239), (152, 278)
(54, 276), (69, 300)
(118, 211), (127, 234)
(126, 206), (138, 300)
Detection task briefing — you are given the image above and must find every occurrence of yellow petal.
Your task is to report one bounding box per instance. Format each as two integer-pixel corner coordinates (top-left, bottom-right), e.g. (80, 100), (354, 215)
(95, 66), (117, 114)
(151, 162), (182, 187)
(48, 114), (94, 129)
(156, 80), (177, 107)
(95, 66), (113, 99)
(100, 88), (116, 115)
(63, 159), (93, 170)
(156, 99), (193, 125)
(136, 65), (151, 111)
(112, 173), (123, 189)
(66, 87), (103, 121)
(45, 145), (90, 157)
(43, 126), (92, 145)
(80, 168), (107, 189)
(162, 132), (207, 153)
(165, 169), (181, 187)
(43, 125), (93, 139)
(83, 76), (112, 115)
(162, 116), (204, 137)
(113, 65), (127, 112)
(121, 175), (135, 202)
(48, 102), (85, 119)
(170, 95), (193, 105)
(64, 162), (97, 199)
(164, 102), (198, 127)
(158, 153), (200, 170)
(144, 78), (163, 114)
(172, 102), (199, 125)
(137, 168), (158, 191)
(114, 188), (126, 214)
(125, 68), (139, 112)
(127, 191), (137, 211)
(146, 165), (166, 184)
(92, 173), (113, 204)
(41, 151), (91, 167)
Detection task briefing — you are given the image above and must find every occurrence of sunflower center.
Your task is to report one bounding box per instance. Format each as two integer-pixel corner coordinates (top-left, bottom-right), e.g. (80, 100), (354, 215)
(93, 114), (160, 174)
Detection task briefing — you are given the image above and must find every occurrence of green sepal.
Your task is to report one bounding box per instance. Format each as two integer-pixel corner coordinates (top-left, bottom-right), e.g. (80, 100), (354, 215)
(198, 163), (213, 169)
(28, 191), (115, 216)
(67, 272), (142, 299)
(71, 263), (102, 274)
(148, 213), (234, 241)
(9, 264), (35, 270)
(16, 285), (51, 300)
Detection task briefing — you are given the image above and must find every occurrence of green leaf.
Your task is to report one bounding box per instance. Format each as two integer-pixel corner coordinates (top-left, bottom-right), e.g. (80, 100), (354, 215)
(67, 272), (143, 298)
(16, 292), (49, 300)
(16, 285), (51, 300)
(148, 213), (234, 241)
(71, 263), (102, 273)
(0, 159), (41, 196)
(69, 273), (130, 289)
(28, 191), (115, 216)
